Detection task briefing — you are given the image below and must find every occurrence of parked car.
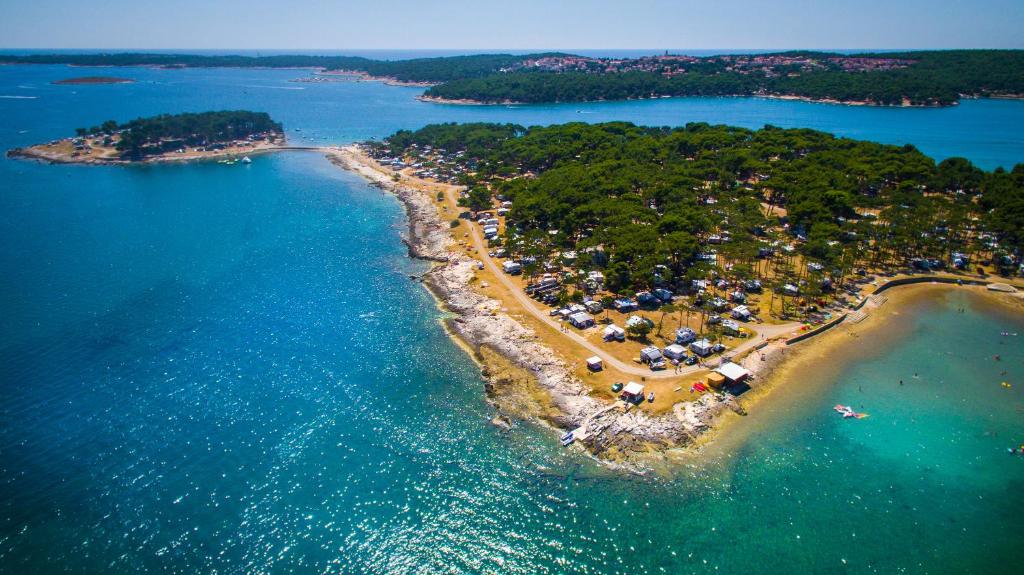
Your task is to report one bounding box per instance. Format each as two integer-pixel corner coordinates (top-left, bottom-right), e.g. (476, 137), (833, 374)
(684, 355), (698, 366)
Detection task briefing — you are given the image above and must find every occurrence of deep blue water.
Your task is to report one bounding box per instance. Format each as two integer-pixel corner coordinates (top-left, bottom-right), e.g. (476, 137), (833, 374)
(1, 64), (1023, 574)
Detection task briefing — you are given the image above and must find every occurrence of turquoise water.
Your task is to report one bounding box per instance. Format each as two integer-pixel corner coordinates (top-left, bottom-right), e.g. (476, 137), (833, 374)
(1, 64), (1023, 574)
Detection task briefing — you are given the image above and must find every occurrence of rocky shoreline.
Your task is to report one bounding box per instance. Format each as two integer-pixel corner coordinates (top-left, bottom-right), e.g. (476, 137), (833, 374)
(325, 146), (742, 468)
(7, 140), (289, 166)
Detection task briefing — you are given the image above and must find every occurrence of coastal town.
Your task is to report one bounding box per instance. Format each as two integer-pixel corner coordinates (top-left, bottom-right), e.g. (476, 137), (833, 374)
(505, 52), (916, 77)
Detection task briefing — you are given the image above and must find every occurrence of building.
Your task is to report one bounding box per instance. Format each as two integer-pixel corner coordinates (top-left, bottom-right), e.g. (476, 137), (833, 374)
(639, 346), (663, 364)
(502, 261), (522, 274)
(690, 338), (714, 357)
(675, 327), (697, 344)
(568, 312), (595, 329)
(730, 305), (752, 321)
(586, 356), (603, 371)
(620, 381), (645, 403)
(663, 343), (687, 360)
(706, 371), (727, 389)
(715, 362), (752, 385)
(603, 324), (626, 341)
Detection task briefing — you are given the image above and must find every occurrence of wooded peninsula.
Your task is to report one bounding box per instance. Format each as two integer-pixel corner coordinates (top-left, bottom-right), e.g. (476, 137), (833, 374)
(3, 50), (1022, 106)
(372, 121), (1024, 304)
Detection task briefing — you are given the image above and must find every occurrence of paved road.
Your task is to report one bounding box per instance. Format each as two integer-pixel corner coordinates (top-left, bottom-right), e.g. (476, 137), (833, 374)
(448, 188), (804, 380)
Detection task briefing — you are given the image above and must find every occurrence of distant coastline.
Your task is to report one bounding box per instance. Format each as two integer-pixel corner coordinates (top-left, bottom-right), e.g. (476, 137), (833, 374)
(417, 92), (955, 108)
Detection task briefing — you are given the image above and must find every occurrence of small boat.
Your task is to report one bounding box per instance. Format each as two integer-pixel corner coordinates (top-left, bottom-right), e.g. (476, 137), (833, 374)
(560, 431), (575, 446)
(833, 404), (868, 419)
(647, 392), (655, 403)
(241, 156), (252, 164)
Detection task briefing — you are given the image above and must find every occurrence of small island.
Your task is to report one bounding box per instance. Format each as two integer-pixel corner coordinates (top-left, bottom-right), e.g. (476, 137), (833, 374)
(8, 110), (285, 164)
(52, 76), (134, 85)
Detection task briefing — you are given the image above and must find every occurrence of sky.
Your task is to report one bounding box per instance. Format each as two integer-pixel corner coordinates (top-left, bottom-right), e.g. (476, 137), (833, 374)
(0, 0), (1022, 51)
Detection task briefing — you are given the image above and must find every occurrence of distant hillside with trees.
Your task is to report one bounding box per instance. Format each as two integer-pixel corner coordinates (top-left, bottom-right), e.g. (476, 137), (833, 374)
(424, 51), (1024, 106)
(4, 50), (1021, 106)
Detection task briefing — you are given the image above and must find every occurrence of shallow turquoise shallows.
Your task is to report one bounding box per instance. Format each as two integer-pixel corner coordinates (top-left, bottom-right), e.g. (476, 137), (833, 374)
(1, 63), (1023, 574)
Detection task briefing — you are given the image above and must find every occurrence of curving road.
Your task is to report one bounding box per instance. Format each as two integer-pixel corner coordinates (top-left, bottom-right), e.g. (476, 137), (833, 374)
(448, 189), (804, 380)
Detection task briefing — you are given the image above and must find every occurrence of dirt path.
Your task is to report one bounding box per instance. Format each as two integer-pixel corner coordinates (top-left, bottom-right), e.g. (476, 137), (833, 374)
(451, 189), (804, 379)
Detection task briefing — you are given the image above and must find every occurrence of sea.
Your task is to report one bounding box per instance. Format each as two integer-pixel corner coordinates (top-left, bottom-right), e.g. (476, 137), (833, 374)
(0, 62), (1022, 574)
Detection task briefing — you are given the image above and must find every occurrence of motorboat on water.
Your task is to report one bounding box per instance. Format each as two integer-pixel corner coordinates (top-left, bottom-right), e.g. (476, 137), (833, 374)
(241, 156), (252, 164)
(833, 404), (868, 419)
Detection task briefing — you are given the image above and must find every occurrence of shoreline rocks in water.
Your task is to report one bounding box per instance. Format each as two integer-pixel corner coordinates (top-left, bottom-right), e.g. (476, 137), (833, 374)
(325, 146), (736, 467)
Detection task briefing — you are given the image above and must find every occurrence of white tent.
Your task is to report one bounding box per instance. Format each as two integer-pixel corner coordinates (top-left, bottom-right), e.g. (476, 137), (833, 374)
(603, 324), (625, 341)
(622, 381), (645, 399)
(690, 338), (713, 357)
(586, 356), (603, 371)
(663, 344), (687, 360)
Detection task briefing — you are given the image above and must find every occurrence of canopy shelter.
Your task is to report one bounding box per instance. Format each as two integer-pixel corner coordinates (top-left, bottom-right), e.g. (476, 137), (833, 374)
(715, 362), (752, 384)
(621, 381), (645, 402)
